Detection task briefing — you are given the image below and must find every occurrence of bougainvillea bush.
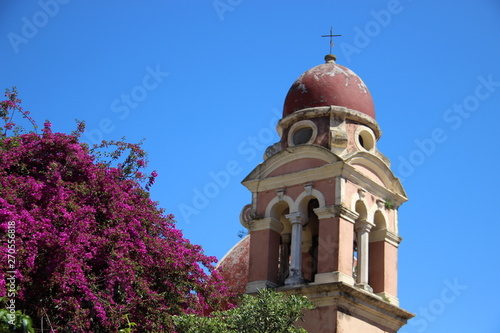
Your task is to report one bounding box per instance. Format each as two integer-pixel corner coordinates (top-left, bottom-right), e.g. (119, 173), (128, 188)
(0, 88), (230, 332)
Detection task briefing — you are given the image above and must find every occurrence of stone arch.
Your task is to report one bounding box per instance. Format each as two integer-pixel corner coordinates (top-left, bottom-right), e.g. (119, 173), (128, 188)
(355, 200), (368, 221)
(294, 188), (326, 214)
(350, 189), (370, 220)
(373, 210), (387, 231)
(263, 197), (293, 286)
(265, 194), (294, 219)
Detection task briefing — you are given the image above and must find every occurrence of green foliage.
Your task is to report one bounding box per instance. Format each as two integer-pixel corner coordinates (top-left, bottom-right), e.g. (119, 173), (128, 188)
(174, 289), (314, 333)
(384, 198), (394, 210)
(0, 307), (34, 333)
(118, 314), (137, 333)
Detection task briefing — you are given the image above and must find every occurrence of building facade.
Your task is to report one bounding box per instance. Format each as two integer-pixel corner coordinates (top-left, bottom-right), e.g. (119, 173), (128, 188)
(221, 54), (414, 332)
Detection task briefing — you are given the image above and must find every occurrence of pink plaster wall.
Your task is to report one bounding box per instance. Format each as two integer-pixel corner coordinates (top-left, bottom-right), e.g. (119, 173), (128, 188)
(369, 240), (398, 297)
(248, 229), (280, 284)
(384, 242), (398, 297)
(337, 310), (393, 333)
(351, 163), (385, 187)
(299, 305), (338, 332)
(268, 158), (328, 178)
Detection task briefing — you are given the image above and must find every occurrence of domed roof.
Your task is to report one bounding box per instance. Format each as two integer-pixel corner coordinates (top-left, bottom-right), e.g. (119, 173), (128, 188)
(217, 235), (250, 297)
(283, 57), (375, 119)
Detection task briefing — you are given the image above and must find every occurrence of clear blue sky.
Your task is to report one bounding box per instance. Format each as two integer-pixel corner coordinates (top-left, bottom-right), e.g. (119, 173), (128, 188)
(1, 1), (500, 332)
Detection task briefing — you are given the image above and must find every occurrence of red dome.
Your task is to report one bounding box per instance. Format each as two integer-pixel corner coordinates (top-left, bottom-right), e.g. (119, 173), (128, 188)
(218, 236), (250, 297)
(283, 60), (375, 119)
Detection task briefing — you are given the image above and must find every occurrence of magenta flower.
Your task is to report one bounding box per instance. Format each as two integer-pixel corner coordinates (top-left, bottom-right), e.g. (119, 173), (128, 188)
(0, 89), (231, 332)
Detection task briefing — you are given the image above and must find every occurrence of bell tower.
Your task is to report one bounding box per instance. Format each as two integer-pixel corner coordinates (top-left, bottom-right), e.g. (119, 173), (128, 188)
(239, 54), (414, 332)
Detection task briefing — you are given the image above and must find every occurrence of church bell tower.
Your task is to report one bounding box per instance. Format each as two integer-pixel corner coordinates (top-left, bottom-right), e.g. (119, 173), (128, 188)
(239, 53), (414, 332)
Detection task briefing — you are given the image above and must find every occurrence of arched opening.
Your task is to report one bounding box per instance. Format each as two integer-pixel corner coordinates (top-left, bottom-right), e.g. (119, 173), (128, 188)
(369, 210), (387, 293)
(373, 210), (387, 230)
(353, 200), (368, 282)
(267, 201), (291, 286)
(278, 207), (291, 286)
(302, 199), (319, 282)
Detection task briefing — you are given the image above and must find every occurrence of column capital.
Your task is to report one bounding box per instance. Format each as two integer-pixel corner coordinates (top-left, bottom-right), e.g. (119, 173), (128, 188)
(314, 205), (359, 223)
(285, 212), (308, 225)
(355, 219), (375, 232)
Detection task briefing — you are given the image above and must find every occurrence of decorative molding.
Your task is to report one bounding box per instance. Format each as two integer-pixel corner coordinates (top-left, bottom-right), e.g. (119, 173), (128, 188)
(304, 183), (313, 196)
(314, 205), (359, 223)
(376, 291), (400, 307)
(369, 229), (402, 247)
(335, 176), (345, 206)
(314, 271), (355, 286)
(248, 217), (283, 233)
(264, 142), (282, 160)
(355, 219), (376, 232)
(370, 229), (403, 247)
(341, 164), (408, 205)
(376, 199), (385, 210)
(242, 144), (340, 184)
(358, 188), (366, 201)
(285, 212), (308, 226)
(276, 188), (285, 201)
(242, 153), (407, 207)
(278, 282), (414, 331)
(239, 204), (254, 229)
(355, 282), (374, 293)
(346, 151), (407, 199)
(330, 128), (348, 148)
(277, 106), (382, 139)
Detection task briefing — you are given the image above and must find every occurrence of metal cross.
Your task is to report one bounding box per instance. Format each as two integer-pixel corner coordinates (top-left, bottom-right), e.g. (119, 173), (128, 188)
(321, 27), (341, 54)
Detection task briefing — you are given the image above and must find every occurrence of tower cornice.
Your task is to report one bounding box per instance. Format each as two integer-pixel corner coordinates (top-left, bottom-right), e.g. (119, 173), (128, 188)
(241, 145), (407, 203)
(277, 106), (382, 139)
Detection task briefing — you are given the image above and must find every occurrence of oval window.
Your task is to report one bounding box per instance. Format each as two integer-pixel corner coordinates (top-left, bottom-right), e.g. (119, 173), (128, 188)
(293, 127), (313, 145)
(358, 130), (374, 151)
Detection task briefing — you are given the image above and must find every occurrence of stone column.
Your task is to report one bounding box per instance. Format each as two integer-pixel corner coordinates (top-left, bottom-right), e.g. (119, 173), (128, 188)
(355, 219), (374, 291)
(285, 212), (307, 285)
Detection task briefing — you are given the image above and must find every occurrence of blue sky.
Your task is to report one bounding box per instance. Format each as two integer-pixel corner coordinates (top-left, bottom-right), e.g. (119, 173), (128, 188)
(1, 1), (500, 332)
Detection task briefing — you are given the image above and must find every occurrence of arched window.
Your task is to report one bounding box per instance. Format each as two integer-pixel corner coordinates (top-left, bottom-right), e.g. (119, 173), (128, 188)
(302, 199), (319, 282)
(369, 210), (387, 293)
(278, 209), (291, 286)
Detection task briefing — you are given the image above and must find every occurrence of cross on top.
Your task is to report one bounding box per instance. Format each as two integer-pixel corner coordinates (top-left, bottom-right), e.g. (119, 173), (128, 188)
(321, 27), (341, 54)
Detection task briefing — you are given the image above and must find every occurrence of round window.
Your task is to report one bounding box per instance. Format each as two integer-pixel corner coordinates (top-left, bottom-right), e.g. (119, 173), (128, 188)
(287, 120), (318, 147)
(293, 127), (313, 145)
(358, 130), (374, 151)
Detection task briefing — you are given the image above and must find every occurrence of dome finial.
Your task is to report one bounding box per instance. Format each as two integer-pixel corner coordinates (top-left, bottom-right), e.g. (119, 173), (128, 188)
(324, 54), (337, 63)
(321, 27), (341, 63)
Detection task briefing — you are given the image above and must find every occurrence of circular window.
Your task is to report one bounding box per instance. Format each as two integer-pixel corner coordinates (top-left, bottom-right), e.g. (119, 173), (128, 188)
(293, 127), (313, 145)
(357, 129), (374, 151)
(288, 120), (318, 147)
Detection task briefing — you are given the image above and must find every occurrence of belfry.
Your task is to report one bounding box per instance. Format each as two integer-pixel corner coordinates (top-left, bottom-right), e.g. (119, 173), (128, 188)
(220, 50), (414, 331)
